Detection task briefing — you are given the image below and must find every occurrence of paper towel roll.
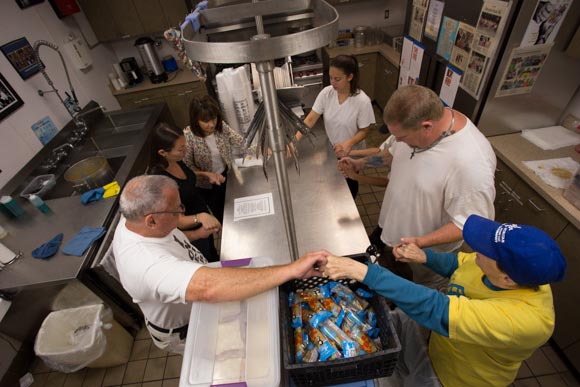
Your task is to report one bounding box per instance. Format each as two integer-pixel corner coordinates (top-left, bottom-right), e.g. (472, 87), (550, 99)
(0, 242), (16, 265)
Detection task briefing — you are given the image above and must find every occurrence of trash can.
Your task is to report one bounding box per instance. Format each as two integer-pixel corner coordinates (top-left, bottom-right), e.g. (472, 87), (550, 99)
(34, 304), (134, 373)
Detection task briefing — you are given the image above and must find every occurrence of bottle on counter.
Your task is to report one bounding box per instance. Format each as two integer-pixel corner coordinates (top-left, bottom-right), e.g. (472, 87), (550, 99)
(0, 196), (26, 217)
(28, 194), (51, 213)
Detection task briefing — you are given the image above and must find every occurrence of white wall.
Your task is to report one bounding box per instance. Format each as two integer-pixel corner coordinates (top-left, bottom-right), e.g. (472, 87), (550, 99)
(564, 85), (580, 122)
(0, 2), (120, 189)
(334, 0), (406, 31)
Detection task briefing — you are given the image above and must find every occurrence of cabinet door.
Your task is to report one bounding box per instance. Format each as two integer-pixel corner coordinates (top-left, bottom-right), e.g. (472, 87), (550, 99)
(135, 0), (166, 35)
(493, 158), (567, 238)
(374, 55), (397, 110)
(162, 0), (189, 29)
(356, 53), (377, 100)
(110, 0), (144, 39)
(78, 0), (119, 42)
(165, 81), (207, 129)
(551, 224), (580, 350)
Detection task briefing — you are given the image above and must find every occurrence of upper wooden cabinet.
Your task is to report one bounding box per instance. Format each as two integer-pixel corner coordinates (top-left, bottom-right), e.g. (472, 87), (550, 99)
(78, 0), (188, 42)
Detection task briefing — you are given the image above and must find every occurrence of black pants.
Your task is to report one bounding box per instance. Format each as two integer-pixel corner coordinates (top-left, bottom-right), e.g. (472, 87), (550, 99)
(199, 171), (227, 223)
(369, 226), (413, 282)
(191, 234), (219, 262)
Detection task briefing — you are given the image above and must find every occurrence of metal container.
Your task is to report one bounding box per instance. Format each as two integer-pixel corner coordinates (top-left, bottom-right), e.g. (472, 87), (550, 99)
(64, 156), (114, 192)
(353, 26), (367, 48)
(134, 37), (167, 84)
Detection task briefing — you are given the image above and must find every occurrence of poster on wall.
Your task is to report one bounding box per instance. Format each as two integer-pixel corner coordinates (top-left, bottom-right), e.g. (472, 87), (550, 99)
(436, 17), (459, 61)
(399, 37), (424, 87)
(424, 0), (445, 41)
(450, 22), (476, 72)
(521, 0), (573, 47)
(460, 0), (510, 98)
(1, 37), (43, 80)
(409, 0), (430, 42)
(495, 44), (552, 97)
(0, 73), (24, 121)
(439, 65), (462, 107)
(31, 116), (58, 145)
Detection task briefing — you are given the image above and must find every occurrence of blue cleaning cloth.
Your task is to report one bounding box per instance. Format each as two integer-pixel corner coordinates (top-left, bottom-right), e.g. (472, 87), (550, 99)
(80, 187), (105, 204)
(32, 233), (64, 259)
(62, 226), (106, 256)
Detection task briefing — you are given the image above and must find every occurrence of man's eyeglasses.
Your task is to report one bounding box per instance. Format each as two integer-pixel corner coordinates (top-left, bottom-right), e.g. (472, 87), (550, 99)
(146, 203), (185, 216)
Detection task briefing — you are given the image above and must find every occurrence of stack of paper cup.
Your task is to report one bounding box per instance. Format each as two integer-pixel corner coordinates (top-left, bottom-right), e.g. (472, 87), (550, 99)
(0, 242), (16, 265)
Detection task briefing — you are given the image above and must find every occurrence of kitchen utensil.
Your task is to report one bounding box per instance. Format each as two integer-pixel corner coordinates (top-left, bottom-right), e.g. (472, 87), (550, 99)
(119, 57), (143, 86)
(20, 174), (56, 199)
(64, 156), (114, 193)
(353, 26), (367, 48)
(135, 37), (167, 84)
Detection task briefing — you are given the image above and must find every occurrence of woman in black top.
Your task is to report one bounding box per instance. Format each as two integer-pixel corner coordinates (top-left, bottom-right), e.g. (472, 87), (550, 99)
(150, 122), (221, 261)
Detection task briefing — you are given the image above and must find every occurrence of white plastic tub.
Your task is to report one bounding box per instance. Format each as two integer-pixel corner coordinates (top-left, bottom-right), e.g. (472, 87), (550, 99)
(180, 257), (280, 387)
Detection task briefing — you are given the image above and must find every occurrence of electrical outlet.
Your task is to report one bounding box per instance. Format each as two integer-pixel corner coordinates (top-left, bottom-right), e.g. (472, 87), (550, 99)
(384, 9), (389, 19)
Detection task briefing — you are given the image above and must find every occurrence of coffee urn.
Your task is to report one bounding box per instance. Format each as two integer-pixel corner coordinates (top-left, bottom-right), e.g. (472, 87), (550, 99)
(135, 37), (167, 84)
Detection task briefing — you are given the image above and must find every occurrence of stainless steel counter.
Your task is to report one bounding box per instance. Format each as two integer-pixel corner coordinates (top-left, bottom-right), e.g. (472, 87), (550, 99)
(220, 123), (370, 264)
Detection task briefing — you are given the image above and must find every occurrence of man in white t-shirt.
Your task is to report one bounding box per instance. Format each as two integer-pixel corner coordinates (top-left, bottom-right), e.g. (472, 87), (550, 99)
(339, 85), (496, 290)
(113, 175), (326, 353)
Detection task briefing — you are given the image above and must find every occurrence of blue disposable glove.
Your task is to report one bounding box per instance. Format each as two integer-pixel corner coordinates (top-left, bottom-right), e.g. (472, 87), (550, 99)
(80, 187), (105, 204)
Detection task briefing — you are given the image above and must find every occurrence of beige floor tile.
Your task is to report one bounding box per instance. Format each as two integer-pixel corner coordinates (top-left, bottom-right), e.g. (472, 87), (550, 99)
(163, 355), (182, 379)
(365, 203), (381, 215)
(130, 340), (152, 361)
(360, 193), (377, 204)
(148, 343), (168, 359)
(122, 383), (142, 387)
(136, 326), (150, 340)
(102, 364), (126, 386)
(542, 346), (569, 373)
(162, 378), (179, 387)
(514, 378), (541, 387)
(44, 371), (67, 387)
(368, 213), (379, 225)
(63, 368), (87, 387)
(142, 381), (163, 387)
(82, 368), (106, 387)
(536, 374), (567, 386)
(30, 372), (50, 387)
(143, 357), (167, 382)
(517, 362), (534, 379)
(527, 348), (558, 376)
(123, 360), (147, 384)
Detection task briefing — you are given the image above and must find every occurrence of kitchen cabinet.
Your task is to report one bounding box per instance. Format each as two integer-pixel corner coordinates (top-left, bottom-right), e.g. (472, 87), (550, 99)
(493, 158), (567, 239)
(374, 53), (397, 110)
(114, 78), (207, 129)
(551, 224), (580, 351)
(78, 0), (188, 42)
(355, 53), (377, 100)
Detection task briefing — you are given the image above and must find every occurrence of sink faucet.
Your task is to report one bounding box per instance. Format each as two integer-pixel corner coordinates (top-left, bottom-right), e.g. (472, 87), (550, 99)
(72, 105), (106, 141)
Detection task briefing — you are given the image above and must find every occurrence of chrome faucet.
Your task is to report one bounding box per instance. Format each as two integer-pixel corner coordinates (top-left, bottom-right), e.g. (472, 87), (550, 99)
(72, 105), (106, 141)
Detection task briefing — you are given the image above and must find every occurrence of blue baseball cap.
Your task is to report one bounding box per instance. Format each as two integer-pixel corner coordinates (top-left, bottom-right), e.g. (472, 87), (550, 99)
(463, 215), (566, 286)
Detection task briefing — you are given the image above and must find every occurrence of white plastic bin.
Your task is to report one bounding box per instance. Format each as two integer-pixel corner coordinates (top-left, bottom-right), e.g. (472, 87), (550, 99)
(34, 304), (133, 373)
(180, 257), (280, 387)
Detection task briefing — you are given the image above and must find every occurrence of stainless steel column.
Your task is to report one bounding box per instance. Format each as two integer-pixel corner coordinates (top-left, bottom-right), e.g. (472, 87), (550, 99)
(254, 46), (299, 260)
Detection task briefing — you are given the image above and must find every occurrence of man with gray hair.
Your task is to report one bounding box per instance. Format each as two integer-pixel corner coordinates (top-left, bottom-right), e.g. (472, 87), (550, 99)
(113, 175), (326, 353)
(339, 85), (496, 290)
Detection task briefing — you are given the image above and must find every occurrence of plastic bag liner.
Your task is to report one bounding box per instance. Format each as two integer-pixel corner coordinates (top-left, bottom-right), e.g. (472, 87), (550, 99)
(34, 304), (113, 373)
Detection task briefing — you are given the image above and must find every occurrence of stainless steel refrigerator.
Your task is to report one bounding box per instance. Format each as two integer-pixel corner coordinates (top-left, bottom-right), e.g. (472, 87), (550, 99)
(403, 0), (580, 137)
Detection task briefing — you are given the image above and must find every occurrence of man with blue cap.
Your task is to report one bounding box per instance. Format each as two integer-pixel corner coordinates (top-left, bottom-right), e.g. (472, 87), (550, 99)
(320, 214), (567, 386)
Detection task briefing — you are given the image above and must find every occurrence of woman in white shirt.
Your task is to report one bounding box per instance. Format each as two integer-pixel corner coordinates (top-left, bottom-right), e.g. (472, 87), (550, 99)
(297, 55), (376, 198)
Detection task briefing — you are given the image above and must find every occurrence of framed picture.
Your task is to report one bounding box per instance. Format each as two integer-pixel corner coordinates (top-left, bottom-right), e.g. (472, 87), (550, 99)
(1, 37), (43, 80)
(15, 0), (44, 9)
(0, 73), (24, 121)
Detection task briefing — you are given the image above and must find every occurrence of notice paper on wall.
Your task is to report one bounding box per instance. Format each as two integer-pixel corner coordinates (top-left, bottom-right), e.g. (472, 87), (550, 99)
(439, 65), (462, 107)
(31, 116), (58, 145)
(233, 193), (275, 221)
(399, 36), (424, 87)
(424, 0), (445, 41)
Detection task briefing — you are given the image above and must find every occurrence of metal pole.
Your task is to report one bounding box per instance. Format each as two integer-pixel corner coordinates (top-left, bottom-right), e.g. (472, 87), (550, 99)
(254, 53), (299, 261)
(252, 0), (265, 34)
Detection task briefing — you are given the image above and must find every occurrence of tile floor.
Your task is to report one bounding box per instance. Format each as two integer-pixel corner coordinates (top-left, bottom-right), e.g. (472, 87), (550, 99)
(25, 107), (580, 386)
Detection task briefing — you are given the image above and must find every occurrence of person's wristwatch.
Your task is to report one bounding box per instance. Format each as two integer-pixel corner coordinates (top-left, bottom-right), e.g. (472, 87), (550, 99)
(193, 214), (200, 226)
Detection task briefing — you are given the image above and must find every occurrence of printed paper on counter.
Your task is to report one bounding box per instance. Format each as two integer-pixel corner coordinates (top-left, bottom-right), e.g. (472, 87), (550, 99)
(521, 0), (572, 47)
(495, 44), (552, 97)
(439, 65), (462, 107)
(424, 0), (445, 41)
(234, 193), (275, 221)
(436, 17), (459, 61)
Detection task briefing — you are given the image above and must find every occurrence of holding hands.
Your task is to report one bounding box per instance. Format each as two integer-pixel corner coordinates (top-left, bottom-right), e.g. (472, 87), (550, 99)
(393, 241), (427, 264)
(333, 140), (353, 158)
(320, 254), (369, 282)
(197, 212), (221, 233)
(337, 157), (362, 177)
(207, 172), (226, 186)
